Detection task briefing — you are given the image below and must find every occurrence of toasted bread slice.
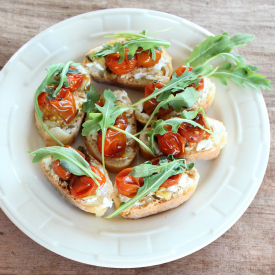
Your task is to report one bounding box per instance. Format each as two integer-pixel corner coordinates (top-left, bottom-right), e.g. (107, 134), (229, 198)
(41, 152), (113, 217)
(135, 77), (215, 125)
(35, 66), (90, 147)
(139, 118), (227, 161)
(113, 167), (199, 219)
(85, 90), (137, 173)
(82, 39), (173, 90)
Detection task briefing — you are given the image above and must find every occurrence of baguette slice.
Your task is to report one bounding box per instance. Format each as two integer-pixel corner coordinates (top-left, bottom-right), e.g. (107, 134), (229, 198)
(82, 38), (173, 90)
(85, 90), (137, 173)
(41, 152), (113, 217)
(113, 166), (200, 219)
(35, 66), (90, 146)
(135, 77), (215, 125)
(139, 117), (227, 162)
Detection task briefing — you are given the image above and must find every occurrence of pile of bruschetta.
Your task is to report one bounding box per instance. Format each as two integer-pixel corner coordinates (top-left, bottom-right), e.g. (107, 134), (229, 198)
(28, 29), (271, 219)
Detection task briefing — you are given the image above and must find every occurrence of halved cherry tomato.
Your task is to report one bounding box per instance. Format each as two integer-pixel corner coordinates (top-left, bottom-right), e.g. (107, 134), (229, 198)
(69, 166), (106, 199)
(115, 113), (128, 130)
(143, 82), (173, 116)
(178, 114), (209, 143)
(116, 168), (144, 198)
(174, 65), (204, 91)
(52, 146), (86, 180)
(106, 48), (137, 75)
(97, 126), (127, 158)
(67, 73), (84, 92)
(158, 132), (186, 158)
(136, 49), (161, 68)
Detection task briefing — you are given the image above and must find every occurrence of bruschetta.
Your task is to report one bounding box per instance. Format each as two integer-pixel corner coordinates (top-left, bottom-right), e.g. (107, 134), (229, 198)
(35, 63), (90, 146)
(82, 35), (173, 90)
(111, 158), (200, 219)
(139, 115), (227, 162)
(29, 145), (113, 217)
(85, 90), (138, 173)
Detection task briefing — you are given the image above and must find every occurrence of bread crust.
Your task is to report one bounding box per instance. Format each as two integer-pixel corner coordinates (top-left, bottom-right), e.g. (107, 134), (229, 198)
(139, 118), (227, 161)
(35, 73), (90, 146)
(41, 152), (113, 216)
(82, 39), (173, 90)
(113, 168), (199, 219)
(135, 77), (216, 126)
(85, 90), (137, 173)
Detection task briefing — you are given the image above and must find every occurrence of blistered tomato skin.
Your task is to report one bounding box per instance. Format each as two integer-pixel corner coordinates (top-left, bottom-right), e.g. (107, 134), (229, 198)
(106, 48), (137, 75)
(174, 65), (204, 91)
(69, 166), (106, 199)
(116, 168), (144, 198)
(158, 132), (186, 158)
(67, 73), (84, 92)
(136, 49), (161, 68)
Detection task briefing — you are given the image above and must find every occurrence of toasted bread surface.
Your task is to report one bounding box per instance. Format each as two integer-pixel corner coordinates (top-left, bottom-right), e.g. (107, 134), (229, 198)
(113, 168), (199, 219)
(85, 90), (137, 173)
(82, 39), (173, 90)
(41, 152), (113, 216)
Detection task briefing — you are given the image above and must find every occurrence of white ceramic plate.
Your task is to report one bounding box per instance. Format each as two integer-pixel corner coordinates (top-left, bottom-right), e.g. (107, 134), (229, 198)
(0, 8), (270, 268)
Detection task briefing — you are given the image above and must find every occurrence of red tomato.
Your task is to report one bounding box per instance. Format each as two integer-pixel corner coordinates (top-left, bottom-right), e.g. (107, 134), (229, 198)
(69, 166), (106, 199)
(178, 114), (209, 143)
(67, 73), (84, 92)
(115, 113), (128, 130)
(97, 127), (127, 157)
(143, 82), (173, 116)
(52, 146), (86, 180)
(174, 65), (204, 91)
(158, 132), (186, 158)
(116, 168), (144, 198)
(106, 48), (137, 75)
(136, 49), (161, 68)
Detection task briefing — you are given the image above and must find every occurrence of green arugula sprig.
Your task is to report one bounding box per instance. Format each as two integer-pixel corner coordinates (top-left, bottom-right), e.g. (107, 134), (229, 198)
(34, 61), (81, 146)
(82, 89), (154, 173)
(82, 84), (101, 114)
(106, 155), (194, 218)
(147, 108), (214, 154)
(186, 32), (272, 91)
(27, 146), (101, 199)
(88, 29), (171, 63)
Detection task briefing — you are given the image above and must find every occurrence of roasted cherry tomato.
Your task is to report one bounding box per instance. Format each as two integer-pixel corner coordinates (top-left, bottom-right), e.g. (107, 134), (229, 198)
(116, 168), (144, 198)
(67, 73), (84, 92)
(178, 114), (209, 143)
(52, 146), (86, 180)
(136, 49), (161, 68)
(97, 126), (127, 157)
(38, 88), (76, 124)
(143, 82), (173, 116)
(158, 132), (186, 158)
(174, 65), (204, 91)
(106, 48), (137, 75)
(69, 166), (106, 199)
(115, 113), (128, 130)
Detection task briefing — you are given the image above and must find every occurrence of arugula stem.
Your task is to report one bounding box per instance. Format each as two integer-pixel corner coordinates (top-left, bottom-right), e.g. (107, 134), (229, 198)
(109, 125), (154, 155)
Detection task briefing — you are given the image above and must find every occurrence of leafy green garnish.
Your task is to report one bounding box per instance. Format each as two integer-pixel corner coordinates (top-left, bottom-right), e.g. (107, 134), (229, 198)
(27, 146), (101, 198)
(82, 84), (101, 114)
(147, 108), (214, 153)
(88, 29), (171, 63)
(185, 32), (272, 91)
(106, 156), (193, 218)
(34, 61), (81, 146)
(82, 90), (153, 173)
(132, 64), (213, 107)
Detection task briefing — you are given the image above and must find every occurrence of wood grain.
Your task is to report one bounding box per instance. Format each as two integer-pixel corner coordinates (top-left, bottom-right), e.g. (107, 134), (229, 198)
(0, 0), (274, 274)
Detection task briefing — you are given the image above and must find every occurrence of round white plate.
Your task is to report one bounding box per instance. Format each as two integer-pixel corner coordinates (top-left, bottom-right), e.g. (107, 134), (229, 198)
(0, 8), (270, 268)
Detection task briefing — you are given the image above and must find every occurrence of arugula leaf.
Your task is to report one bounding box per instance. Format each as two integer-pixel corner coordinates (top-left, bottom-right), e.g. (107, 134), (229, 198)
(27, 146), (101, 197)
(132, 64), (213, 107)
(34, 61), (81, 146)
(82, 85), (101, 114)
(211, 62), (272, 90)
(147, 111), (214, 153)
(106, 157), (189, 218)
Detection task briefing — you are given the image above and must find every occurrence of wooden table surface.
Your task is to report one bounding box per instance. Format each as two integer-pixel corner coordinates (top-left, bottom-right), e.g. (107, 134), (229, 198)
(0, 1), (274, 274)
